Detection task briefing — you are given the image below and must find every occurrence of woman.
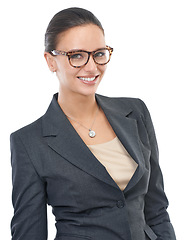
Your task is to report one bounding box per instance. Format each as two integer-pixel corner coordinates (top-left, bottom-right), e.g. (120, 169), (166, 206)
(10, 7), (176, 240)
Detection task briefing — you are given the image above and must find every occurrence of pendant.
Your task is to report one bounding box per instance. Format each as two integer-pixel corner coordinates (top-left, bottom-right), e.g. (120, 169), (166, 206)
(89, 129), (96, 138)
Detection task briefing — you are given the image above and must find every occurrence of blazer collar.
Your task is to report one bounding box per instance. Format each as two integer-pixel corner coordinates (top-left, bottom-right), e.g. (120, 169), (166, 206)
(42, 93), (132, 136)
(42, 93), (146, 193)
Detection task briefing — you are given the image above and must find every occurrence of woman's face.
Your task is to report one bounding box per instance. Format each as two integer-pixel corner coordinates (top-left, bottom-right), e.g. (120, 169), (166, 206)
(46, 24), (107, 97)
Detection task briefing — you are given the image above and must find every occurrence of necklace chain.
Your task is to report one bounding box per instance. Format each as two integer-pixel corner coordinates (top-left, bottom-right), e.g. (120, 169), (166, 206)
(65, 106), (99, 138)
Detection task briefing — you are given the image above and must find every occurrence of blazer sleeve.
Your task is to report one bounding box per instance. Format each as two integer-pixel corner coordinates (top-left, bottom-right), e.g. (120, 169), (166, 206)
(139, 100), (176, 240)
(10, 132), (47, 240)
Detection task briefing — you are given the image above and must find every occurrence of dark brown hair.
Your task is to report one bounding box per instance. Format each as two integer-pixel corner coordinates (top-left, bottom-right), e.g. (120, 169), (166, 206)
(45, 7), (104, 52)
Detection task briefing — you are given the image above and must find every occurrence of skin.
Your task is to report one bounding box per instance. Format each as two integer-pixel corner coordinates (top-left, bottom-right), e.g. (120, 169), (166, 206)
(44, 24), (116, 145)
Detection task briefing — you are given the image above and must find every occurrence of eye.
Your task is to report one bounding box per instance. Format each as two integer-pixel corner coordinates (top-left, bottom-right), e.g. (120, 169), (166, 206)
(70, 53), (84, 60)
(94, 51), (106, 58)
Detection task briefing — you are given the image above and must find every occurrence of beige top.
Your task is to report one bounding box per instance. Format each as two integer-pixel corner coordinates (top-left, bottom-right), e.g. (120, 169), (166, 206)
(88, 137), (138, 191)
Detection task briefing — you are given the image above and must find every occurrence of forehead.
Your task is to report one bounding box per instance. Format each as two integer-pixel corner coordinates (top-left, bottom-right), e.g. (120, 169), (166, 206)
(56, 24), (105, 51)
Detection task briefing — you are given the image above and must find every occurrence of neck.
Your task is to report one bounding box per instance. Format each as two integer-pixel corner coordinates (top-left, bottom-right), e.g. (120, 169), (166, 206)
(57, 91), (98, 121)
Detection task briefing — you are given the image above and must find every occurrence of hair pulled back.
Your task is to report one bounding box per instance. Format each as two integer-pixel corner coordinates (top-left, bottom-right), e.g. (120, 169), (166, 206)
(45, 7), (104, 52)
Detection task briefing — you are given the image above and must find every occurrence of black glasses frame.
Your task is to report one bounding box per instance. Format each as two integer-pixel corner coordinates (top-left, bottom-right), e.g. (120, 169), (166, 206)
(50, 46), (113, 68)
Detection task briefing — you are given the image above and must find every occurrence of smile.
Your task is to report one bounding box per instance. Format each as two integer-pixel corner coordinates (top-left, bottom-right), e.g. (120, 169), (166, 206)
(78, 76), (97, 82)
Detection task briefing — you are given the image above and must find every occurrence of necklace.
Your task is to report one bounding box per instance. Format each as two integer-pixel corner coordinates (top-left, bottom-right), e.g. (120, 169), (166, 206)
(65, 106), (99, 138)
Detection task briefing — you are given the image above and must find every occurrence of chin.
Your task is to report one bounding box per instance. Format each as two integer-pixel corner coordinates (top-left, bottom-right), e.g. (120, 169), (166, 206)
(76, 84), (100, 97)
(75, 88), (98, 98)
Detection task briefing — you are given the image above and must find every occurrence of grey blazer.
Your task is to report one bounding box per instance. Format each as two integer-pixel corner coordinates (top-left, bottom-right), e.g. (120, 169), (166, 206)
(10, 93), (176, 240)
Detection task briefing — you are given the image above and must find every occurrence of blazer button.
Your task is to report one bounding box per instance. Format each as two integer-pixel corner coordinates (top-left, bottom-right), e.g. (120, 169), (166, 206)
(116, 200), (124, 208)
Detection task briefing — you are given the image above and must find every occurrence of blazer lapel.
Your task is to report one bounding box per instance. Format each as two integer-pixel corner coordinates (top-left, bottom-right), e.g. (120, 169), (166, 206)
(96, 95), (146, 193)
(42, 94), (119, 190)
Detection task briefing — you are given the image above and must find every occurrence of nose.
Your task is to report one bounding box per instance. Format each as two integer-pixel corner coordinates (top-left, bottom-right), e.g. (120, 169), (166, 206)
(83, 55), (97, 71)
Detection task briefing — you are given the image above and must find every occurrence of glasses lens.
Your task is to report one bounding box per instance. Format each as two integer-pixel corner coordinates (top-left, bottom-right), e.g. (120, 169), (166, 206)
(69, 52), (88, 67)
(94, 49), (110, 65)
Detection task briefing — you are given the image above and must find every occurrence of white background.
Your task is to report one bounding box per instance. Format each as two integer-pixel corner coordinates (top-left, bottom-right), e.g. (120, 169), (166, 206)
(0, 0), (184, 239)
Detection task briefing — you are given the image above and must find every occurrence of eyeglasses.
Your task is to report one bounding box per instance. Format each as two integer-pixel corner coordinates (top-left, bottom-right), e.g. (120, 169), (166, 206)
(50, 46), (113, 68)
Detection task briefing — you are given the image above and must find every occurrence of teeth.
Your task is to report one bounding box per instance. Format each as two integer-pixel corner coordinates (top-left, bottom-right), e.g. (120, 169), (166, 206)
(78, 77), (96, 81)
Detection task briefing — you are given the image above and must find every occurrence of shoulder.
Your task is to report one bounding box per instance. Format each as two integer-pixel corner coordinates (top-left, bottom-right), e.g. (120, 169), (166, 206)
(10, 116), (43, 143)
(96, 94), (148, 115)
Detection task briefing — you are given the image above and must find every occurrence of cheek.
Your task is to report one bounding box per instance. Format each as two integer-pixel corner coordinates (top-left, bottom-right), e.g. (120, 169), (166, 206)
(99, 65), (107, 76)
(56, 60), (75, 79)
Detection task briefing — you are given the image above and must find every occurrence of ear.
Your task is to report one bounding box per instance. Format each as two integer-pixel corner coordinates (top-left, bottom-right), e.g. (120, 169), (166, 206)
(44, 52), (57, 72)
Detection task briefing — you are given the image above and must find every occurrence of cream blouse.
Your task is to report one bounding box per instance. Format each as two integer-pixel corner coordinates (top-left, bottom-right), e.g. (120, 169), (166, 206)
(88, 137), (138, 191)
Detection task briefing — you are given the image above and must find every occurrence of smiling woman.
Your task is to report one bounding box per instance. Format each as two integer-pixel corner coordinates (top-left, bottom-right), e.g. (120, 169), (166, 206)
(44, 24), (108, 101)
(10, 7), (176, 240)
